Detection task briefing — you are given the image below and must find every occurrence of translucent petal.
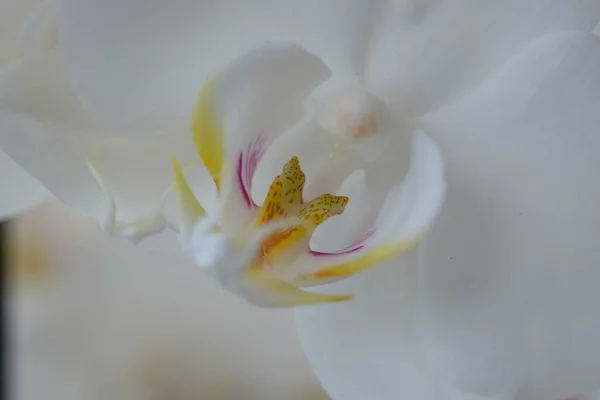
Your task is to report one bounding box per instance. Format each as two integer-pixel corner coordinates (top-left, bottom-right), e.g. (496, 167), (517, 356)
(58, 0), (371, 132)
(292, 131), (445, 286)
(251, 117), (364, 207)
(366, 0), (600, 117)
(189, 216), (352, 306)
(0, 52), (94, 129)
(242, 271), (353, 307)
(0, 51), (216, 239)
(296, 31), (600, 400)
(196, 44), (330, 233)
(310, 169), (368, 252)
(295, 255), (445, 400)
(417, 32), (600, 398)
(191, 77), (222, 187)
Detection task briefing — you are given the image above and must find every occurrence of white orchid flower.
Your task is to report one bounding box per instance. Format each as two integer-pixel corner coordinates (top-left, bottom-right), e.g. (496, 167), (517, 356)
(2, 0), (600, 399)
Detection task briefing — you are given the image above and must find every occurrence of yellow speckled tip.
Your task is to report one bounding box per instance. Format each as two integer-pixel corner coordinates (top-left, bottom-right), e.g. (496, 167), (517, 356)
(254, 157), (349, 267)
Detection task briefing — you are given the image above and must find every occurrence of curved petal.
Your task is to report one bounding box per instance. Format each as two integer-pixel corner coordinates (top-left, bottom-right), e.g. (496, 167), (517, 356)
(58, 0), (371, 132)
(0, 149), (51, 220)
(295, 256), (445, 400)
(0, 51), (216, 247)
(0, 53), (94, 129)
(189, 216), (353, 307)
(310, 169), (368, 252)
(417, 32), (600, 398)
(251, 119), (336, 206)
(294, 257), (540, 399)
(193, 44), (331, 232)
(365, 0), (600, 117)
(292, 131), (445, 286)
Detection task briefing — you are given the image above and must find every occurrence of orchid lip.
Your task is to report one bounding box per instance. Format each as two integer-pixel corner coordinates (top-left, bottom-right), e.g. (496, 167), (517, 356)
(83, 44), (446, 307)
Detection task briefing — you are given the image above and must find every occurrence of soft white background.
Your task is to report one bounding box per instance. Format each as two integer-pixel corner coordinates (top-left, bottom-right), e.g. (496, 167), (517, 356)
(8, 201), (328, 400)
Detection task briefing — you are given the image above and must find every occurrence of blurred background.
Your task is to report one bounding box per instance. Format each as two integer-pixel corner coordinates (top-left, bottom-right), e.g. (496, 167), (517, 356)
(6, 200), (328, 400)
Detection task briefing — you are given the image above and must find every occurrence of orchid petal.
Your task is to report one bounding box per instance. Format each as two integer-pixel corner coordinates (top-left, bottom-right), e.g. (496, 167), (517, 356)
(86, 157), (171, 245)
(366, 0), (600, 117)
(0, 52), (214, 246)
(310, 169), (368, 253)
(190, 216), (352, 307)
(241, 271), (353, 308)
(295, 256), (445, 400)
(192, 77), (222, 188)
(250, 108), (376, 208)
(58, 0), (371, 132)
(416, 32), (600, 398)
(293, 131), (445, 286)
(0, 52), (94, 129)
(194, 43), (330, 233)
(295, 30), (600, 400)
(241, 220), (353, 307)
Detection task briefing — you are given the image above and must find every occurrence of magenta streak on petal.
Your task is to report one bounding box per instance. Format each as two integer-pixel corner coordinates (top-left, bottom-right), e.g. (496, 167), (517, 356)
(236, 133), (268, 209)
(236, 152), (253, 208)
(309, 229), (376, 256)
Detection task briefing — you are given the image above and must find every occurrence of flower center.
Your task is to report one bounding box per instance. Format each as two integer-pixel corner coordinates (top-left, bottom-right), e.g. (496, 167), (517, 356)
(328, 88), (386, 140)
(252, 156), (348, 268)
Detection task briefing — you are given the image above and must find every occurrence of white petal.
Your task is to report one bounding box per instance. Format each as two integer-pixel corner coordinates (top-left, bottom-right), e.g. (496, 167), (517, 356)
(310, 169), (368, 252)
(190, 216), (352, 307)
(0, 149), (50, 219)
(0, 52), (216, 239)
(294, 263), (550, 400)
(370, 131), (445, 247)
(295, 255), (444, 400)
(214, 44), (330, 231)
(58, 0), (371, 132)
(291, 131), (445, 286)
(417, 32), (600, 398)
(251, 115), (368, 205)
(366, 0), (600, 117)
(0, 52), (93, 129)
(250, 124), (333, 206)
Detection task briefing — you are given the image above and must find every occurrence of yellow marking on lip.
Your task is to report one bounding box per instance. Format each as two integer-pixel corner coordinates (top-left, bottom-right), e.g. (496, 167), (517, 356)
(297, 234), (423, 285)
(243, 269), (354, 307)
(253, 157), (349, 268)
